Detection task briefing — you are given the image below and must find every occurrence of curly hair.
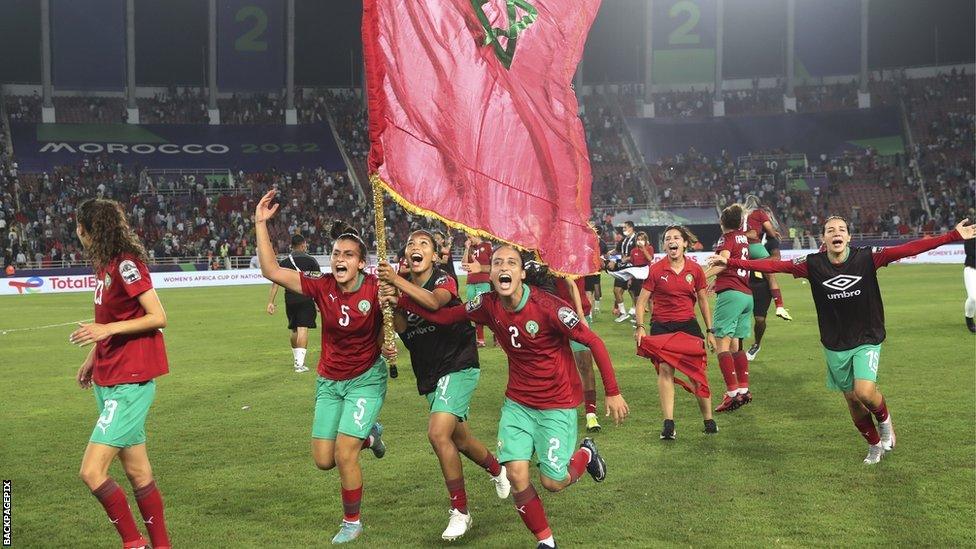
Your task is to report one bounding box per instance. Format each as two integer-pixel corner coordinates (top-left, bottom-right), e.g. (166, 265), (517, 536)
(76, 198), (148, 272)
(662, 225), (699, 250)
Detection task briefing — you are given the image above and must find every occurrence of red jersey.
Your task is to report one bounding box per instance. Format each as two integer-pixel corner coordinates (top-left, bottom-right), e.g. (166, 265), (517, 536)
(465, 241), (493, 284)
(399, 286), (620, 409)
(300, 272), (382, 380)
(630, 245), (654, 267)
(641, 258), (707, 322)
(745, 209), (771, 243)
(93, 255), (168, 386)
(713, 230), (752, 294)
(555, 277), (591, 316)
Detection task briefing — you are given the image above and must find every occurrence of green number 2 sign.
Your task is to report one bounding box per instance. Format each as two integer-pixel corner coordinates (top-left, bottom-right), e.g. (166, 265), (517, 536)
(235, 6), (268, 52)
(668, 0), (701, 46)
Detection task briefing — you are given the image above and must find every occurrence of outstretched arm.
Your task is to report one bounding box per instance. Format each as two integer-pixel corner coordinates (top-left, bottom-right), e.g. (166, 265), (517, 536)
(712, 255), (808, 278)
(397, 293), (472, 325)
(872, 224), (969, 268)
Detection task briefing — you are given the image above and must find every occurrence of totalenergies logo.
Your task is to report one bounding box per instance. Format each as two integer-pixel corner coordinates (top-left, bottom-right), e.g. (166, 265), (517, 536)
(8, 276), (44, 294)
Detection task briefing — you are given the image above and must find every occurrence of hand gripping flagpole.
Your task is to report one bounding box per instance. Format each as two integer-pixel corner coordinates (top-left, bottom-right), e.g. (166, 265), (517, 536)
(372, 182), (398, 379)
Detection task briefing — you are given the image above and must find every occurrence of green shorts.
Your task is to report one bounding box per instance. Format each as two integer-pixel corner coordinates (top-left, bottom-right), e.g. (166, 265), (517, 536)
(496, 398), (577, 482)
(713, 290), (754, 339)
(570, 340), (590, 353)
(90, 381), (156, 448)
(313, 357), (388, 440)
(822, 344), (881, 392)
(748, 243), (771, 260)
(425, 367), (481, 422)
(465, 282), (492, 302)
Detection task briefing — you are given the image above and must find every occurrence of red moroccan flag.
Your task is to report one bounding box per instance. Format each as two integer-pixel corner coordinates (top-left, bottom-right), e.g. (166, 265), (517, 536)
(362, 0), (602, 276)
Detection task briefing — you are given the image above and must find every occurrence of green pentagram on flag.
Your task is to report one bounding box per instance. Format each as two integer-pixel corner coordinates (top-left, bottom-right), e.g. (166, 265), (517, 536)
(471, 0), (538, 69)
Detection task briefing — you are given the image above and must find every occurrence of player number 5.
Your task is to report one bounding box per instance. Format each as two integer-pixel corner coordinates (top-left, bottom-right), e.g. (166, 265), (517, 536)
(339, 304), (351, 327)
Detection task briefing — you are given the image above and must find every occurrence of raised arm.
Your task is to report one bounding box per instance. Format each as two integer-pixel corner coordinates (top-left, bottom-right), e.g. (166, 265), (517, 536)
(254, 190), (302, 293)
(872, 224), (969, 268)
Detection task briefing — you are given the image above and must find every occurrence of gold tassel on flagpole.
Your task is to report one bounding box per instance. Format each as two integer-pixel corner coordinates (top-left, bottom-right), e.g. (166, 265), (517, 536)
(372, 182), (398, 378)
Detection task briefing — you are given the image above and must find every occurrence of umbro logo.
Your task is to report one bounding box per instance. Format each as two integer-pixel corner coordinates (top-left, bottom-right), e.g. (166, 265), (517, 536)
(822, 274), (862, 291)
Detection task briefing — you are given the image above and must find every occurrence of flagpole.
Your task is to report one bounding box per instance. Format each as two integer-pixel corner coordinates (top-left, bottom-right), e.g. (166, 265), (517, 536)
(372, 182), (399, 378)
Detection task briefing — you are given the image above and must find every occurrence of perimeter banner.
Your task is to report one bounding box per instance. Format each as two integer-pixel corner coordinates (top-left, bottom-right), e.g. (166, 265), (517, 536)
(9, 123), (345, 172)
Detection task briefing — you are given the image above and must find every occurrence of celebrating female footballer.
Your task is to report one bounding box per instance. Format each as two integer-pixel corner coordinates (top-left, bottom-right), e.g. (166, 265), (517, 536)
(387, 244), (628, 549)
(254, 190), (388, 544)
(709, 217), (976, 463)
(743, 195), (792, 321)
(376, 230), (510, 541)
(70, 198), (171, 549)
(635, 226), (717, 440)
(704, 204), (755, 413)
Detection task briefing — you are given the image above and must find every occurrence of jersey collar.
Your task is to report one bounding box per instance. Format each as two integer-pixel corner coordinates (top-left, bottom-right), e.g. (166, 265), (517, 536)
(340, 272), (365, 294)
(513, 284), (531, 312)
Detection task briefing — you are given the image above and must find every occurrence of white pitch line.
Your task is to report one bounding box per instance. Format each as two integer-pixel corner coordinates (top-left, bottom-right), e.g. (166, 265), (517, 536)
(0, 318), (95, 335)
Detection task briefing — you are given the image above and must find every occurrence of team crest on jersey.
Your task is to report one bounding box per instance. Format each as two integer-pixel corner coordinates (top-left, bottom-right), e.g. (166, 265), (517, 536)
(525, 320), (539, 337)
(119, 260), (141, 284)
(685, 273), (694, 284)
(103, 273), (112, 288)
(557, 307), (579, 329)
(466, 293), (483, 313)
(358, 299), (372, 313)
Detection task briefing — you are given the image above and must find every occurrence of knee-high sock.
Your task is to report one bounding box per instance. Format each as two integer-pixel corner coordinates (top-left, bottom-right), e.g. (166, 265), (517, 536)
(567, 447), (591, 484)
(479, 452), (502, 476)
(134, 481), (171, 548)
(92, 478), (145, 547)
(965, 268), (976, 316)
(717, 352), (738, 395)
(868, 397), (889, 423)
(732, 351), (749, 390)
(446, 477), (468, 513)
(512, 484), (551, 542)
(851, 410), (881, 445)
(772, 288), (784, 308)
(292, 347), (307, 368)
(342, 486), (363, 523)
(583, 390), (597, 415)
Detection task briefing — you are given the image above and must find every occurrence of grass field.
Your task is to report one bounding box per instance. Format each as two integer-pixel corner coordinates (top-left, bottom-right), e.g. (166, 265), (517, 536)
(2, 265), (974, 547)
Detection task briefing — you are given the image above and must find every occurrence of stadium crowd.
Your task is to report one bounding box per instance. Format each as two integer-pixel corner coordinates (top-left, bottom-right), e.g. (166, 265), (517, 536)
(2, 69), (973, 270)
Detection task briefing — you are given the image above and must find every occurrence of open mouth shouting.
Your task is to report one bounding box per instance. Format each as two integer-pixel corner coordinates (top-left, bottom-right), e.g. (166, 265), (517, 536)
(335, 264), (349, 276)
(410, 252), (424, 266)
(497, 272), (514, 291)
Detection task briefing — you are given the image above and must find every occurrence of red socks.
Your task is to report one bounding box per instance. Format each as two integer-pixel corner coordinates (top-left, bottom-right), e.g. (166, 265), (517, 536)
(91, 478), (146, 547)
(584, 390), (597, 415)
(134, 481), (170, 549)
(717, 352), (738, 394)
(360, 435), (374, 450)
(446, 477), (468, 513)
(567, 447), (591, 484)
(479, 452), (502, 476)
(870, 398), (889, 423)
(852, 414), (881, 445)
(475, 324), (485, 343)
(772, 289), (784, 308)
(341, 486), (363, 522)
(732, 351), (749, 390)
(512, 485), (551, 542)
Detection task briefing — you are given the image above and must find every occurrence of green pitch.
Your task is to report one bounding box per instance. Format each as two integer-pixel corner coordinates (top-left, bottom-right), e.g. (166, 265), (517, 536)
(1, 265), (973, 547)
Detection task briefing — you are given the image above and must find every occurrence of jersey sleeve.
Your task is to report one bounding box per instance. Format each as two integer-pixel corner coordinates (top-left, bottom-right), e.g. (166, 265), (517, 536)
(547, 305), (621, 397)
(433, 273), (458, 298)
(693, 264), (707, 291)
(118, 258), (153, 298)
(641, 274), (655, 293)
(299, 272), (328, 301)
(727, 257), (808, 278)
(872, 230), (962, 268)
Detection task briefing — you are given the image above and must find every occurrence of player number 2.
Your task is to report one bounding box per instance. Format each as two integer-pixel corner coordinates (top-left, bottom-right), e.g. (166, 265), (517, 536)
(509, 326), (522, 348)
(737, 248), (749, 278)
(94, 279), (104, 305)
(339, 304), (351, 327)
(546, 437), (560, 465)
